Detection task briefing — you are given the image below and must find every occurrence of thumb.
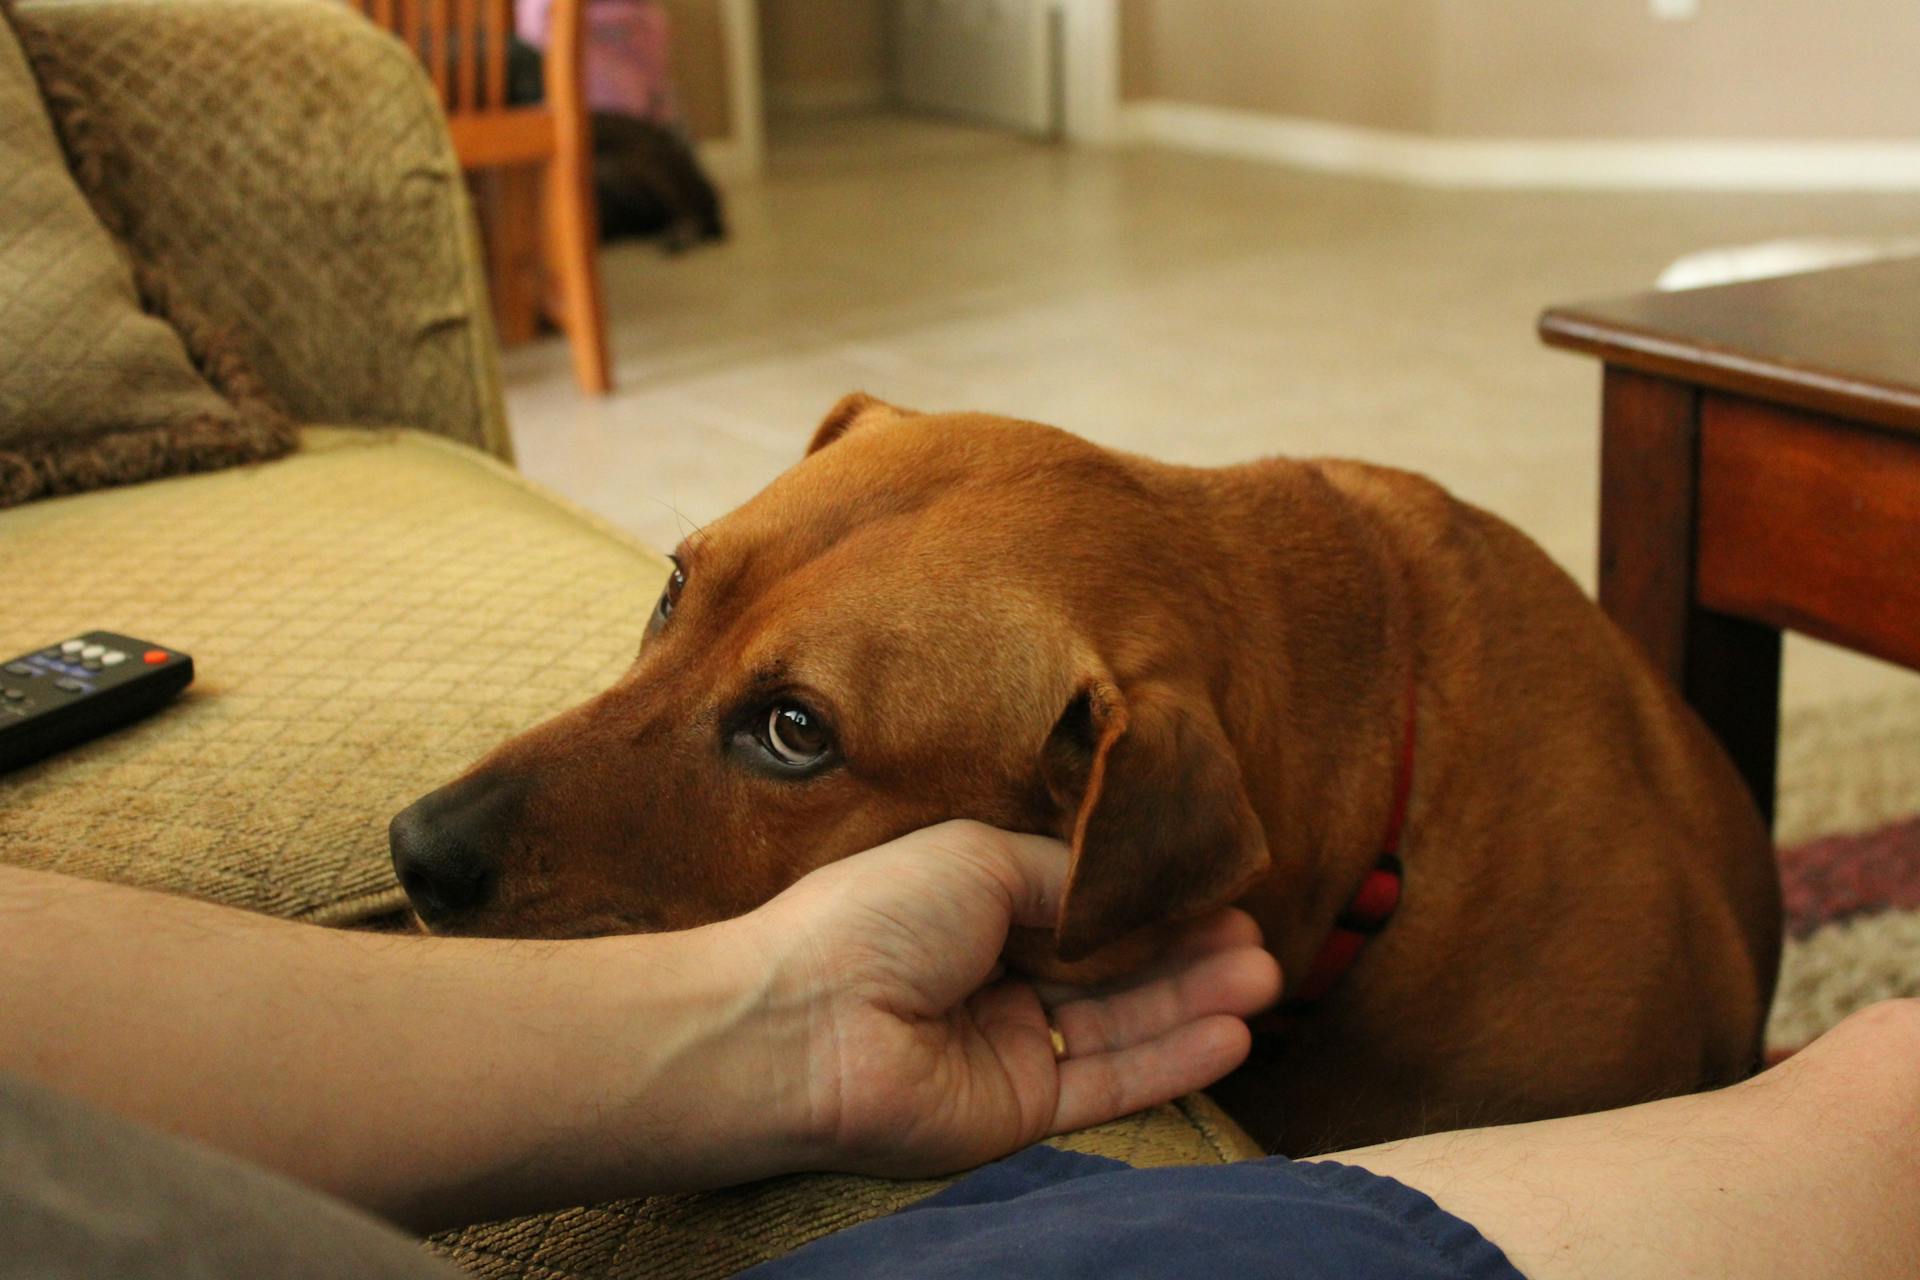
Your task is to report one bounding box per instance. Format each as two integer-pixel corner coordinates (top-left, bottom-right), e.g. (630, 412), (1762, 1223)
(940, 822), (1073, 933)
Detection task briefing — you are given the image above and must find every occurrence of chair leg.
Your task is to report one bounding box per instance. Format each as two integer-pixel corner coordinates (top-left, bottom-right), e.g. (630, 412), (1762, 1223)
(473, 168), (543, 347)
(544, 142), (613, 394)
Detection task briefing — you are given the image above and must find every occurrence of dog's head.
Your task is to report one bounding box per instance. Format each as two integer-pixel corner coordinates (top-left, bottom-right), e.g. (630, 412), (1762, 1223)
(390, 397), (1271, 971)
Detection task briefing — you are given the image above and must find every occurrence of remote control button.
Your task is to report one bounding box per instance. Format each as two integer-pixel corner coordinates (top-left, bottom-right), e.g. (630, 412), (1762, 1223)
(54, 679), (85, 693)
(80, 644), (105, 659)
(143, 650), (169, 665)
(4, 662), (33, 676)
(102, 651), (127, 666)
(82, 660), (103, 672)
(39, 648), (61, 660)
(60, 640), (84, 653)
(3, 688), (23, 700)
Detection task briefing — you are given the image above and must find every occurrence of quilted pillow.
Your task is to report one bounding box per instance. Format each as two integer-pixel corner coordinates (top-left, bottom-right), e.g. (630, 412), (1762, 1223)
(0, 0), (291, 508)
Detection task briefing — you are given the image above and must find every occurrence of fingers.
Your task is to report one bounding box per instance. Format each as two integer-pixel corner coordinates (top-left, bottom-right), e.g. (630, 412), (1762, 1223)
(967, 971), (1261, 1152)
(1162, 908), (1266, 964)
(1050, 946), (1281, 1060)
(1050, 1016), (1254, 1135)
(964, 979), (1067, 1146)
(1029, 908), (1267, 1006)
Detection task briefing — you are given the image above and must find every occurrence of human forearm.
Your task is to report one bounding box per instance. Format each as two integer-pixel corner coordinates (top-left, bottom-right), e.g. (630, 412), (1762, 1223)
(1311, 1001), (1920, 1279)
(0, 825), (1276, 1232)
(0, 865), (809, 1229)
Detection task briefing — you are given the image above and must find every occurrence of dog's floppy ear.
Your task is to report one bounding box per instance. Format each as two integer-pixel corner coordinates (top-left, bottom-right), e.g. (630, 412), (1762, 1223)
(807, 392), (914, 455)
(1041, 676), (1272, 960)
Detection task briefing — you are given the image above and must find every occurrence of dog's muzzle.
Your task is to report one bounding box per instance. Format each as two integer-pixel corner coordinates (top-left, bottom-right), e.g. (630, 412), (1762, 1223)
(388, 771), (526, 928)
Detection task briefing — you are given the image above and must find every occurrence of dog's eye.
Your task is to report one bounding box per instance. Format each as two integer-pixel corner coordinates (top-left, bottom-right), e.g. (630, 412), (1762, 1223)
(764, 704), (831, 767)
(656, 560), (687, 623)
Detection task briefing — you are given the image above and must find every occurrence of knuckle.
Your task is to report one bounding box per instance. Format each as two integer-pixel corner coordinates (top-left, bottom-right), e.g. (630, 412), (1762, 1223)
(929, 819), (1017, 876)
(936, 818), (1007, 852)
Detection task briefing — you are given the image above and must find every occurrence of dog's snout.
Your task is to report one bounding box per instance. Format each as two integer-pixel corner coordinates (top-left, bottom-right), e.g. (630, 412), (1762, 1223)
(389, 773), (526, 927)
(389, 805), (497, 925)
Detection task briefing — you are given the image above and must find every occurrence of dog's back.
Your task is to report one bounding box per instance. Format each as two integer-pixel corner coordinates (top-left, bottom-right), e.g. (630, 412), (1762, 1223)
(1208, 456), (1778, 1152)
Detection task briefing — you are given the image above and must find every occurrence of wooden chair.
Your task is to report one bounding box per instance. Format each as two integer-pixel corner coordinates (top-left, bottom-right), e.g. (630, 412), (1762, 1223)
(355, 0), (612, 394)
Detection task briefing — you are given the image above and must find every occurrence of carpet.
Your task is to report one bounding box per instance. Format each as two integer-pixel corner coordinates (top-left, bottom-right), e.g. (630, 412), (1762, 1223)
(1767, 814), (1920, 1056)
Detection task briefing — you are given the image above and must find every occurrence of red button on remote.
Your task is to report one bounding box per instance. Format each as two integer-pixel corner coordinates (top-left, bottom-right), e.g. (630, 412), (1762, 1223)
(143, 650), (169, 664)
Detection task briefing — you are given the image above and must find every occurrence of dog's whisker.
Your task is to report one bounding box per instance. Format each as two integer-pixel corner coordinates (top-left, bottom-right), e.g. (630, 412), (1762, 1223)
(646, 499), (716, 553)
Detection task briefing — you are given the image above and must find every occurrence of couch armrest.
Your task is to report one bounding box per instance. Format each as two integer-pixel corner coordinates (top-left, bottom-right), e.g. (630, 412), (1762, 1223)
(17, 0), (512, 461)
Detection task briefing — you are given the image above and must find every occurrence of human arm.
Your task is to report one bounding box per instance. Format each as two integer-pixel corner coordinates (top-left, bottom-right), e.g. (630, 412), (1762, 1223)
(0, 821), (1279, 1231)
(1310, 998), (1920, 1278)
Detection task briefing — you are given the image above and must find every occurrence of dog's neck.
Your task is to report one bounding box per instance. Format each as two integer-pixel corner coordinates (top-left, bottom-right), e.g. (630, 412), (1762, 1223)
(1194, 459), (1420, 980)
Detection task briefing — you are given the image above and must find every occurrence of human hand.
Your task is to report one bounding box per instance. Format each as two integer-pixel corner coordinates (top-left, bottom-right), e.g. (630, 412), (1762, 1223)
(740, 820), (1282, 1178)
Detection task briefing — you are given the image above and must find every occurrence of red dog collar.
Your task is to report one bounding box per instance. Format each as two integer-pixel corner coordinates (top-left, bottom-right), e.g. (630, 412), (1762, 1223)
(1277, 676), (1416, 1010)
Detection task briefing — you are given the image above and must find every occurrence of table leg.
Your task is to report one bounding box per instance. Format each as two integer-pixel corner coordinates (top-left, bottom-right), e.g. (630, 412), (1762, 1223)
(1596, 367), (1782, 831)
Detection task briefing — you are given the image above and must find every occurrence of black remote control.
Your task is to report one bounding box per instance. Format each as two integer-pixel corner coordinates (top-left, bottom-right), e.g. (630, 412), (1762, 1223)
(0, 632), (194, 774)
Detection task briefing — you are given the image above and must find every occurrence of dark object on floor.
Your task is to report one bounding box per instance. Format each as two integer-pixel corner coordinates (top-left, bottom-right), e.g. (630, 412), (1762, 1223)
(501, 49), (720, 253)
(593, 112), (725, 251)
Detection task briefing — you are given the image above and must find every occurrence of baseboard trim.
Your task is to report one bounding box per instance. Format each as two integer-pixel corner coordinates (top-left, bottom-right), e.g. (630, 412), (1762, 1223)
(1120, 100), (1920, 191)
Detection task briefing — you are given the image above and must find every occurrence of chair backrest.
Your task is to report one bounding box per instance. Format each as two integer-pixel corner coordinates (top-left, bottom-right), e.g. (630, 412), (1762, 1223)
(353, 0), (576, 118)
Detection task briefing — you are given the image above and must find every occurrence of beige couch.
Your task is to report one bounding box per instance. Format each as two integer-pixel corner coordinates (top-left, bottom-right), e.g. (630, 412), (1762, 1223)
(0, 2), (1261, 1275)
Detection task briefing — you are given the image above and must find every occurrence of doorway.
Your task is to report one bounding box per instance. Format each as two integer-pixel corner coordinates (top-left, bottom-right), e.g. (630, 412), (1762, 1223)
(728, 0), (1120, 175)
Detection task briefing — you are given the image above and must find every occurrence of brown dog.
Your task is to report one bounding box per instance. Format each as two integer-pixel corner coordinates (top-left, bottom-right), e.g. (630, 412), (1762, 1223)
(390, 395), (1781, 1153)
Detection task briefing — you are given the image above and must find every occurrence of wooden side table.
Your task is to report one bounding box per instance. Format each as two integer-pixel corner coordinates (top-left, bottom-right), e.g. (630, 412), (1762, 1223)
(1540, 257), (1920, 832)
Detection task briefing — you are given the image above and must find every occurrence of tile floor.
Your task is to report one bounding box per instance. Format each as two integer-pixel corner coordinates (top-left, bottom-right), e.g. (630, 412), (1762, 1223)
(502, 112), (1920, 834)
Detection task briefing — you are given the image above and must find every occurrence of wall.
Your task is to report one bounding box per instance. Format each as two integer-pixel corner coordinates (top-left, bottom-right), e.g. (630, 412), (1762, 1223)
(664, 0), (891, 143)
(761, 0), (887, 110)
(1122, 0), (1920, 141)
(662, 0), (732, 139)
(1122, 0), (1434, 132)
(1433, 1), (1920, 140)
(664, 2), (1920, 160)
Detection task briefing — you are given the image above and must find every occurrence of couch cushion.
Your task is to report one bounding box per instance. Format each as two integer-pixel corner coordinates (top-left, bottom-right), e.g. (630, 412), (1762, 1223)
(0, 0), (292, 507)
(0, 427), (666, 921)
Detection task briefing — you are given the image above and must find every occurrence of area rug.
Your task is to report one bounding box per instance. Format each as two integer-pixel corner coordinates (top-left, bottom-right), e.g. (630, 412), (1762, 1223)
(1766, 814), (1920, 1057)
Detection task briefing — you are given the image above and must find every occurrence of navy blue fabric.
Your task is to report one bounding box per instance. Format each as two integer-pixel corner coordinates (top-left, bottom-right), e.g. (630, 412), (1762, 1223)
(743, 1145), (1523, 1280)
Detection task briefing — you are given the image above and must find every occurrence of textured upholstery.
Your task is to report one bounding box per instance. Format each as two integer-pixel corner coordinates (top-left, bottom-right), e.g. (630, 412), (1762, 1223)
(430, 1095), (1264, 1280)
(0, 1), (288, 505)
(13, 0), (512, 462)
(0, 429), (664, 922)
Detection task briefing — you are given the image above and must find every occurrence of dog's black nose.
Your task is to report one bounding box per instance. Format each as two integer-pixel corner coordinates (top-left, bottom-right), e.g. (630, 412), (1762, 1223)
(389, 773), (523, 927)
